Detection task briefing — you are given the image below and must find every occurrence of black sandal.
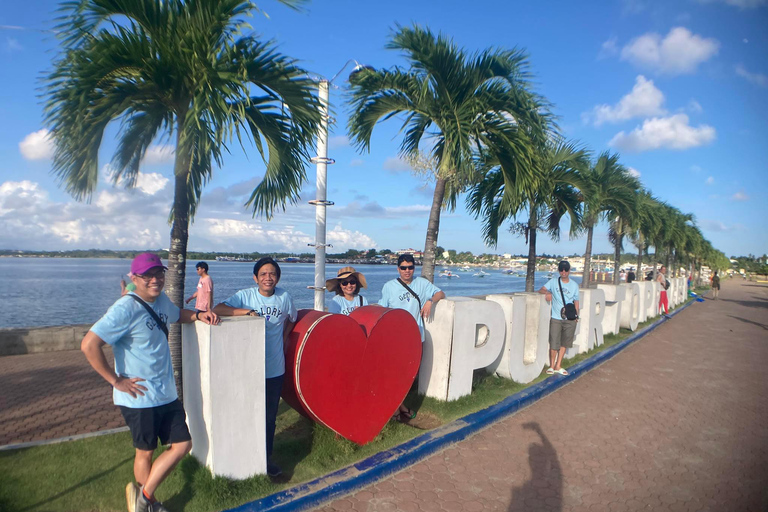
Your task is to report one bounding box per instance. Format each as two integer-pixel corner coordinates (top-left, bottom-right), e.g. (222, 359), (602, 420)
(397, 408), (417, 422)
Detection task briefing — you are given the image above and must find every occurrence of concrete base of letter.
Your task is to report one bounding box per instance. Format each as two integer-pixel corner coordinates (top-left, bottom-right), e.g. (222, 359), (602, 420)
(182, 316), (266, 479)
(597, 284), (626, 336)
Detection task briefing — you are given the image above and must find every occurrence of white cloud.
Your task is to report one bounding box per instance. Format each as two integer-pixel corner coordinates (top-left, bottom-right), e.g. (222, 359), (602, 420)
(382, 157), (412, 173)
(706, 176), (715, 185)
(731, 191), (749, 201)
(328, 136), (350, 149)
(19, 129), (55, 160)
(620, 27), (719, 75)
(326, 224), (377, 250)
(687, 99), (703, 113)
(609, 114), (716, 152)
(690, 165), (702, 173)
(699, 219), (729, 232)
(135, 173), (169, 195)
(627, 167), (641, 178)
(349, 159), (364, 167)
(735, 64), (768, 87)
(142, 144), (175, 165)
(3, 37), (23, 53)
(598, 37), (619, 59)
(585, 75), (666, 126)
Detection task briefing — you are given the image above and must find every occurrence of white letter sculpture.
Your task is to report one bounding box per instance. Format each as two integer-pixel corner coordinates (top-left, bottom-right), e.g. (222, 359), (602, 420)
(597, 284), (626, 336)
(567, 288), (605, 358)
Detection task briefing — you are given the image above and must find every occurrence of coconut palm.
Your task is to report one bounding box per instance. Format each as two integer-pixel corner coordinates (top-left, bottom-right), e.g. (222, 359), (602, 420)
(468, 137), (587, 291)
(347, 24), (542, 282)
(577, 152), (637, 288)
(606, 175), (641, 285)
(629, 191), (663, 277)
(44, 0), (321, 396)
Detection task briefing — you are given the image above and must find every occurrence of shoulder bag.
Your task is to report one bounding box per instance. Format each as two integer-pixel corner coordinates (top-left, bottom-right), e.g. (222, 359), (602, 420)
(558, 278), (579, 321)
(396, 278), (422, 312)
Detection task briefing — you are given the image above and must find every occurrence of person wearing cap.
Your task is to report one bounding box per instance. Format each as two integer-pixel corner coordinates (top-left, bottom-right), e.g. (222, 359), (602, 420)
(378, 253), (445, 422)
(185, 262), (213, 313)
(80, 252), (219, 512)
(326, 267), (369, 315)
(538, 260), (580, 377)
(212, 257), (297, 478)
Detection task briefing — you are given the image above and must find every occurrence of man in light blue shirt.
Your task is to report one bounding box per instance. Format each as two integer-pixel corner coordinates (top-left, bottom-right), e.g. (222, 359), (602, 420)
(538, 260), (580, 377)
(378, 254), (445, 342)
(81, 253), (219, 512)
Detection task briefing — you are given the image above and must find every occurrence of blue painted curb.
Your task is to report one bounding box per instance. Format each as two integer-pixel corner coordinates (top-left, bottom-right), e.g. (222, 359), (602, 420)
(228, 299), (696, 512)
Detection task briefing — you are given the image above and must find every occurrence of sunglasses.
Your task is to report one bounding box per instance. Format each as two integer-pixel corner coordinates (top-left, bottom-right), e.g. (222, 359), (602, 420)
(340, 280), (357, 286)
(399, 265), (415, 271)
(136, 270), (165, 282)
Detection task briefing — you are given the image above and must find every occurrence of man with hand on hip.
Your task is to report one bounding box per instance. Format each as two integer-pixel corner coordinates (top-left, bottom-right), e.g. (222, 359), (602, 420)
(81, 252), (219, 512)
(538, 260), (580, 377)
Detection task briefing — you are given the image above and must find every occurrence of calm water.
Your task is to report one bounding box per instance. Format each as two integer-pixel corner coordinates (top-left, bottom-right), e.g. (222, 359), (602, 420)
(0, 258), (579, 329)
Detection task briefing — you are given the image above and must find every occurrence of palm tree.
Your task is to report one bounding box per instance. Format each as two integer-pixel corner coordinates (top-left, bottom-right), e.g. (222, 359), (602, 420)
(44, 0), (321, 396)
(606, 174), (641, 285)
(629, 191), (663, 277)
(577, 152), (637, 288)
(468, 138), (587, 291)
(347, 24), (541, 282)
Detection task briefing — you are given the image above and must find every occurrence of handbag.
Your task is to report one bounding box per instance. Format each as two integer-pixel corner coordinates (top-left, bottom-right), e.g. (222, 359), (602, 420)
(558, 278), (578, 321)
(127, 294), (169, 339)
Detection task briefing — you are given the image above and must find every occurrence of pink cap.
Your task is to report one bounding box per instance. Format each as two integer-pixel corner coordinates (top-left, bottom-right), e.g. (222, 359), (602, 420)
(130, 253), (167, 275)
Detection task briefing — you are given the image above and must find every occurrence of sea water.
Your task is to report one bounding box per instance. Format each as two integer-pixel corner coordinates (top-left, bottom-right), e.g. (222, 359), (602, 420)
(0, 258), (578, 328)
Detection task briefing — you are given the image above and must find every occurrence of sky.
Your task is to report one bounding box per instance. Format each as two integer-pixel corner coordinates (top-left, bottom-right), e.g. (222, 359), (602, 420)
(1, 0), (766, 258)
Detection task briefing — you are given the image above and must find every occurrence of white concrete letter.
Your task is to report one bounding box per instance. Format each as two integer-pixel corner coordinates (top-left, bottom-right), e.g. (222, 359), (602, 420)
(567, 288), (605, 357)
(619, 283), (640, 331)
(183, 317), (266, 478)
(597, 284), (626, 336)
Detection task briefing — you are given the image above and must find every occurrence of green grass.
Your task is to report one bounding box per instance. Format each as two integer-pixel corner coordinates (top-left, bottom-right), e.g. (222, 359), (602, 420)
(0, 299), (689, 512)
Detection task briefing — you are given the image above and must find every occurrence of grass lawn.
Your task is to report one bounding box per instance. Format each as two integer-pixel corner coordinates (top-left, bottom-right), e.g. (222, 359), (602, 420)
(0, 299), (690, 512)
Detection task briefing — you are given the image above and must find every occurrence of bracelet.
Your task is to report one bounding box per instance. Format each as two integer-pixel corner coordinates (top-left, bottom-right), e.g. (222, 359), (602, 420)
(194, 311), (199, 320)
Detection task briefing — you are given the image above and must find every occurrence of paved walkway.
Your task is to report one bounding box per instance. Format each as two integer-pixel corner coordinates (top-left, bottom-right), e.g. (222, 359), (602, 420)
(1, 281), (766, 511)
(317, 279), (768, 512)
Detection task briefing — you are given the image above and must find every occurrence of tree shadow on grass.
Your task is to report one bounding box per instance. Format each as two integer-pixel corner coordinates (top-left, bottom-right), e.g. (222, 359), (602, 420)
(509, 422), (562, 512)
(12, 454), (133, 512)
(164, 456), (199, 512)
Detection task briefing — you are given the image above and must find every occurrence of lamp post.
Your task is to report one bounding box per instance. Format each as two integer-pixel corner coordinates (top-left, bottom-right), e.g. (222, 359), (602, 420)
(309, 61), (371, 311)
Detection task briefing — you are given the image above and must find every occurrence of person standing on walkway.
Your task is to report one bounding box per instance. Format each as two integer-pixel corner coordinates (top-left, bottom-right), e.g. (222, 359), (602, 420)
(212, 257), (296, 478)
(379, 253), (445, 421)
(539, 260), (580, 376)
(627, 268), (636, 284)
(657, 265), (670, 316)
(711, 270), (721, 300)
(185, 262), (213, 313)
(120, 273), (137, 296)
(326, 266), (369, 315)
(81, 252), (219, 512)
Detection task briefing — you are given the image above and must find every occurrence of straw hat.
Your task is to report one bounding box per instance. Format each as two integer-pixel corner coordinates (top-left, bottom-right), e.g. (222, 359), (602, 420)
(325, 266), (368, 293)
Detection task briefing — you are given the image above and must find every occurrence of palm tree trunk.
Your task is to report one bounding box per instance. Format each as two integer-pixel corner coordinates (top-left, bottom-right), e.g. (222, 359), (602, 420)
(421, 177), (447, 283)
(526, 208), (538, 292)
(613, 234), (622, 285)
(166, 121), (192, 400)
(636, 243), (643, 274)
(582, 223), (594, 289)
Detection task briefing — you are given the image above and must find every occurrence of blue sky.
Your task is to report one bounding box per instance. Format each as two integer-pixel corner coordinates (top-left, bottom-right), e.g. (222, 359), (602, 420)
(1, 0), (766, 258)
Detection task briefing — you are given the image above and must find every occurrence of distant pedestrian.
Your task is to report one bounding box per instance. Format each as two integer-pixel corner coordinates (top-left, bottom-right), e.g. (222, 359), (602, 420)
(212, 257), (296, 478)
(185, 262), (213, 312)
(120, 273), (136, 296)
(711, 270), (720, 300)
(326, 266), (369, 315)
(539, 260), (580, 377)
(379, 254), (445, 422)
(627, 268), (636, 284)
(81, 253), (219, 512)
(657, 265), (670, 317)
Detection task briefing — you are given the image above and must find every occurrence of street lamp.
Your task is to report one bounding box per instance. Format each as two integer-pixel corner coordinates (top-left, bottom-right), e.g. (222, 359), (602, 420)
(308, 60), (372, 311)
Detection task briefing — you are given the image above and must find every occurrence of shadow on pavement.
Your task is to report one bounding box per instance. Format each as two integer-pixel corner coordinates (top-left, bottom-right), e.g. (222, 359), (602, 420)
(509, 422), (562, 512)
(717, 298), (768, 310)
(728, 315), (768, 331)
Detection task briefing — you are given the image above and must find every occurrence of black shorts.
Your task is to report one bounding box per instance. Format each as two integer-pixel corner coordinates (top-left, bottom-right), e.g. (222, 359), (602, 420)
(119, 399), (191, 451)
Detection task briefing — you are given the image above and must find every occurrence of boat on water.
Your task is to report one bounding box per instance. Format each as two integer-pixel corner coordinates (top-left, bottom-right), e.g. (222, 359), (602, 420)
(502, 268), (524, 277)
(439, 270), (460, 278)
(547, 271), (554, 278)
(458, 266), (471, 272)
(473, 270), (490, 277)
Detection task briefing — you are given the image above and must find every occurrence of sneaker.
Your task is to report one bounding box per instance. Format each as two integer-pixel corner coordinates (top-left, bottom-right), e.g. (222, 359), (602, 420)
(136, 492), (170, 512)
(125, 482), (138, 512)
(266, 462), (283, 477)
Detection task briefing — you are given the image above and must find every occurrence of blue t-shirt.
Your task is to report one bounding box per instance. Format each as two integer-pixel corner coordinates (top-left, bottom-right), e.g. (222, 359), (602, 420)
(379, 277), (441, 341)
(223, 287), (297, 379)
(90, 293), (180, 409)
(329, 294), (369, 315)
(543, 277), (580, 320)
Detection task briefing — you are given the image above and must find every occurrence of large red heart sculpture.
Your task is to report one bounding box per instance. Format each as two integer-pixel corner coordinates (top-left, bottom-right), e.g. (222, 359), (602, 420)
(282, 306), (422, 445)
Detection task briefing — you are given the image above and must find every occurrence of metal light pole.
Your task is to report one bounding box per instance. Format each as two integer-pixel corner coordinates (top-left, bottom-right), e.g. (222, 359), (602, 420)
(308, 61), (371, 311)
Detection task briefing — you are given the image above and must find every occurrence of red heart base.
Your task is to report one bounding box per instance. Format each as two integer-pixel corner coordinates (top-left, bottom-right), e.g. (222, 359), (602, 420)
(282, 306), (422, 445)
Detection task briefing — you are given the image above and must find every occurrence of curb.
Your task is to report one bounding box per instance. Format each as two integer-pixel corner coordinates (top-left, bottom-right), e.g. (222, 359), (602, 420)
(0, 426), (130, 452)
(228, 299), (696, 512)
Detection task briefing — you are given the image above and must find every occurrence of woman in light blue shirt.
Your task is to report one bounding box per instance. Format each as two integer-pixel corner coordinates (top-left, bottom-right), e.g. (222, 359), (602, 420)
(326, 266), (369, 315)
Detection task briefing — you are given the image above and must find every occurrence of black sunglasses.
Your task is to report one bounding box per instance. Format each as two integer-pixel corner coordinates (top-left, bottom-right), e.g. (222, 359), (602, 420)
(340, 280), (357, 286)
(399, 265), (415, 270)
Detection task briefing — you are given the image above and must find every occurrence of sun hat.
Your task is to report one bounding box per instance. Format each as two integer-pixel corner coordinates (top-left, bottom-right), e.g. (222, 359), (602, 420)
(325, 266), (368, 293)
(130, 252), (167, 275)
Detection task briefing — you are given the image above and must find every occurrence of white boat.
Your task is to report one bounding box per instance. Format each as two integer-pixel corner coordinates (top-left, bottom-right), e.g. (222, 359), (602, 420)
(473, 270), (490, 277)
(439, 271), (460, 278)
